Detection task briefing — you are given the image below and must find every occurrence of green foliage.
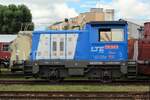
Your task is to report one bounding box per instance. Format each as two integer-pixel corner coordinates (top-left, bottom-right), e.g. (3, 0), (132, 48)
(0, 4), (34, 34)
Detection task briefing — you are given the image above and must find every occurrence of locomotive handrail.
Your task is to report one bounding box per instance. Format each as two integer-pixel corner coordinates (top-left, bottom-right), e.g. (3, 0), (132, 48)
(33, 30), (87, 34)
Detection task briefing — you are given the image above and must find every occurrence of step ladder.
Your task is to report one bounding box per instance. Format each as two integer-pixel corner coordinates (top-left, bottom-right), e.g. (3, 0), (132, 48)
(24, 65), (33, 78)
(127, 61), (137, 79)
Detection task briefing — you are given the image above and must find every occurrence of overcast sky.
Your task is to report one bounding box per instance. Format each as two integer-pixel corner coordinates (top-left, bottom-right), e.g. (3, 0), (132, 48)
(0, 0), (150, 29)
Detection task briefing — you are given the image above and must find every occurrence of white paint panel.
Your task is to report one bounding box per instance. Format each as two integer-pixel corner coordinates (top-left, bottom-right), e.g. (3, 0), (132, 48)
(36, 34), (50, 59)
(36, 33), (78, 60)
(66, 34), (78, 59)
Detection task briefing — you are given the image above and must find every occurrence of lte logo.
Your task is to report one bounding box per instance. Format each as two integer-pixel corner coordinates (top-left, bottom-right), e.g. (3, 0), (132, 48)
(91, 46), (104, 53)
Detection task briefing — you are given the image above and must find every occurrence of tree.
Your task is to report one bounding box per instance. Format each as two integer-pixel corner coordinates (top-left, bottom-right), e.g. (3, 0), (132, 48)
(0, 4), (34, 34)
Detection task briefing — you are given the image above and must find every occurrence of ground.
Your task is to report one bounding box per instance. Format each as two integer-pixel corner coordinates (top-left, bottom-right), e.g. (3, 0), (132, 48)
(0, 84), (149, 91)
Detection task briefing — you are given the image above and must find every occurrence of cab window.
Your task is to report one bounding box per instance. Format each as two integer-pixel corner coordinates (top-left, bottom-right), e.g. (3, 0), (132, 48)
(99, 28), (124, 42)
(60, 41), (64, 52)
(52, 41), (57, 51)
(3, 44), (9, 51)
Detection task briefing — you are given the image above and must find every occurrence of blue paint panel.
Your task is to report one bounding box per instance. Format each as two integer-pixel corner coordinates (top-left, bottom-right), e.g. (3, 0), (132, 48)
(74, 29), (89, 60)
(30, 32), (40, 61)
(89, 43), (127, 61)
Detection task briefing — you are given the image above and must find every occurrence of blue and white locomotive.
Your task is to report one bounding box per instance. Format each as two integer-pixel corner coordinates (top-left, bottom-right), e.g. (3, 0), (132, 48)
(24, 21), (135, 81)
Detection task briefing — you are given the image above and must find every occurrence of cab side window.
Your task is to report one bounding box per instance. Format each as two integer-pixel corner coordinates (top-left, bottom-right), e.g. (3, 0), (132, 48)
(99, 28), (111, 42)
(99, 28), (124, 42)
(111, 29), (124, 41)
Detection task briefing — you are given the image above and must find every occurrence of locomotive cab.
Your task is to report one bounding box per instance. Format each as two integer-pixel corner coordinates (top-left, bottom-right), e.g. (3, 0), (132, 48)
(85, 21), (130, 81)
(86, 21), (128, 62)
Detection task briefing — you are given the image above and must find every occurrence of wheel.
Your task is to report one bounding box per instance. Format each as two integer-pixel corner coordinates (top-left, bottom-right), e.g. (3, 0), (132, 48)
(33, 74), (39, 79)
(101, 76), (112, 83)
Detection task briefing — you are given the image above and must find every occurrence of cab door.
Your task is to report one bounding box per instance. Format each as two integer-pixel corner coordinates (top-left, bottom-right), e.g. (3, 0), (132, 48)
(50, 34), (65, 59)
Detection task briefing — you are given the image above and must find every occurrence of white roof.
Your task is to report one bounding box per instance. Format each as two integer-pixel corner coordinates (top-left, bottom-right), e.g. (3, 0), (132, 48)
(0, 35), (17, 43)
(120, 18), (145, 26)
(18, 31), (33, 34)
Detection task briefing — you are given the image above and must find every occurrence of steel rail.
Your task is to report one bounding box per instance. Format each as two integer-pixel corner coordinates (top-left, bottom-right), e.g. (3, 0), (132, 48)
(0, 91), (149, 100)
(0, 79), (150, 85)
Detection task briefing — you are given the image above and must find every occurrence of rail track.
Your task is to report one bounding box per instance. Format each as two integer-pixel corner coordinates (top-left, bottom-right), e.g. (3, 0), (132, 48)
(1, 72), (150, 85)
(0, 79), (150, 85)
(0, 91), (149, 100)
(0, 80), (49, 84)
(0, 72), (24, 76)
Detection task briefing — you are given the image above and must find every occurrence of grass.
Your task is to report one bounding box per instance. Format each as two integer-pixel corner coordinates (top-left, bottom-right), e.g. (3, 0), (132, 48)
(0, 84), (149, 92)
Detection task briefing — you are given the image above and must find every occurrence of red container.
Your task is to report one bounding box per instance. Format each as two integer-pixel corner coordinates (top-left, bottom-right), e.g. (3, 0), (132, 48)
(138, 40), (150, 60)
(128, 39), (135, 59)
(0, 43), (2, 51)
(138, 65), (150, 75)
(145, 35), (150, 39)
(0, 42), (11, 60)
(138, 39), (150, 76)
(144, 22), (150, 37)
(128, 39), (150, 60)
